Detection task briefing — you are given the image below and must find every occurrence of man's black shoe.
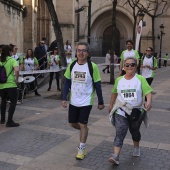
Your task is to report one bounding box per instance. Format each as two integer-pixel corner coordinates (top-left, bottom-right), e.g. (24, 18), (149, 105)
(6, 121), (20, 127)
(102, 69), (105, 73)
(35, 93), (41, 96)
(1, 120), (5, 124)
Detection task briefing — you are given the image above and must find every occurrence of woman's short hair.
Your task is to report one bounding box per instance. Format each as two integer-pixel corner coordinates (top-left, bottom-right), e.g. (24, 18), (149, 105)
(124, 57), (137, 65)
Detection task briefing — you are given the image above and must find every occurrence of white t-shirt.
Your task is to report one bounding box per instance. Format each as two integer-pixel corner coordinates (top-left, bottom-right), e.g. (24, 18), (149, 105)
(24, 58), (35, 71)
(70, 63), (93, 106)
(48, 55), (60, 70)
(141, 57), (154, 78)
(105, 53), (111, 65)
(64, 61), (101, 106)
(124, 50), (135, 59)
(12, 54), (20, 65)
(112, 74), (152, 117)
(64, 45), (72, 51)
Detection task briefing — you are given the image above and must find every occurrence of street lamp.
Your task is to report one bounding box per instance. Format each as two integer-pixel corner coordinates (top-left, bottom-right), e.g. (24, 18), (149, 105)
(138, 10), (145, 22)
(158, 24), (165, 68)
(75, 0), (92, 44)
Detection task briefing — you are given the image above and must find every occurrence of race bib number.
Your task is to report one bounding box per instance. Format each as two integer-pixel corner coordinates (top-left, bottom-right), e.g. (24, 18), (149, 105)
(73, 71), (87, 88)
(121, 89), (137, 101)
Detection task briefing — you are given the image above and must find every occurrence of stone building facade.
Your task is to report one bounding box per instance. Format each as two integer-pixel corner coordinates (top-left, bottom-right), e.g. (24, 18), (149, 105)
(0, 0), (169, 57)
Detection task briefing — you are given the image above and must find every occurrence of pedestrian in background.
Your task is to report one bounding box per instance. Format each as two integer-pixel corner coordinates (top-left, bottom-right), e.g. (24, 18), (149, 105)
(108, 57), (152, 165)
(0, 45), (20, 127)
(62, 42), (105, 160)
(119, 40), (140, 76)
(9, 44), (22, 70)
(66, 51), (74, 66)
(163, 53), (168, 67)
(114, 51), (118, 68)
(34, 41), (46, 77)
(64, 40), (72, 52)
(42, 37), (48, 69)
(141, 47), (157, 86)
(47, 47), (61, 91)
(20, 49), (41, 97)
(102, 50), (111, 73)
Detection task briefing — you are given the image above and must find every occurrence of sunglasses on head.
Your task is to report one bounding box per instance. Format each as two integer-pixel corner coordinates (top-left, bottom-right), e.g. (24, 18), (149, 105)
(124, 63), (136, 67)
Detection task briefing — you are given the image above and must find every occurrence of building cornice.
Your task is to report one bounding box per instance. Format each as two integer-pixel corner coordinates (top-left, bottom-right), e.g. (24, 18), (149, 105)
(0, 0), (25, 11)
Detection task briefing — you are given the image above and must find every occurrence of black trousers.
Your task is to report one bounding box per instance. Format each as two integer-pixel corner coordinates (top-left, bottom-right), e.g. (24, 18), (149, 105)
(146, 77), (153, 86)
(163, 60), (167, 67)
(0, 87), (17, 123)
(127, 109), (144, 142)
(48, 72), (60, 89)
(38, 58), (45, 70)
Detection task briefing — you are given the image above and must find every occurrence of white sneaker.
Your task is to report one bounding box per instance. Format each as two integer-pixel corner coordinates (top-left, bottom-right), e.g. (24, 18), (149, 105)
(133, 147), (140, 157)
(108, 154), (119, 165)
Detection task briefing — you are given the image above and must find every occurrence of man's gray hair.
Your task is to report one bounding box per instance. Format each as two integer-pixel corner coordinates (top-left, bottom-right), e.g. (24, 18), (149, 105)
(77, 42), (91, 55)
(124, 57), (137, 65)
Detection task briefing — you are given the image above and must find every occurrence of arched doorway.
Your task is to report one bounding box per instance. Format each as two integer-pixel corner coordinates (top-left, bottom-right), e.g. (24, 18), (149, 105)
(102, 26), (120, 56)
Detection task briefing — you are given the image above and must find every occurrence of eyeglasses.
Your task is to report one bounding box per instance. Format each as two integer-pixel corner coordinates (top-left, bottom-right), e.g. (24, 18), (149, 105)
(146, 49), (151, 52)
(124, 63), (136, 67)
(77, 49), (87, 53)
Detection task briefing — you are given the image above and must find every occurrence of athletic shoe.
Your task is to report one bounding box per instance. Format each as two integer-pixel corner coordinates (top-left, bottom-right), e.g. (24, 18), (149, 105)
(108, 154), (119, 165)
(35, 93), (41, 96)
(6, 121), (20, 127)
(133, 147), (140, 157)
(76, 147), (86, 160)
(17, 100), (22, 105)
(6, 100), (11, 104)
(1, 120), (5, 124)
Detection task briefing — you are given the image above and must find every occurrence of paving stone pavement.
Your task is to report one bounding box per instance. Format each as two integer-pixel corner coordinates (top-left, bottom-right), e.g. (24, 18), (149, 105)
(0, 66), (170, 170)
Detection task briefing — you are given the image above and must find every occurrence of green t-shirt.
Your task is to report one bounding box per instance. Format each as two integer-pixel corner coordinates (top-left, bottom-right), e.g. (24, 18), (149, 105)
(0, 56), (18, 89)
(111, 74), (153, 117)
(64, 61), (101, 106)
(163, 55), (168, 61)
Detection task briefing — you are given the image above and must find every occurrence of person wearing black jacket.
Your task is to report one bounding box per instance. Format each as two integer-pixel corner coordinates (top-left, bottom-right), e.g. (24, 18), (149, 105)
(34, 41), (46, 77)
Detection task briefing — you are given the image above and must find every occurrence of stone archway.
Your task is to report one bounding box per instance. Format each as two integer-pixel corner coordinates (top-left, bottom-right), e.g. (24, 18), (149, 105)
(90, 8), (133, 57)
(102, 26), (120, 56)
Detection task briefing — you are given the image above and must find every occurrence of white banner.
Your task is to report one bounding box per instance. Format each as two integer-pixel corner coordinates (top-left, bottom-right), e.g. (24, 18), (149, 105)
(135, 20), (143, 51)
(19, 69), (61, 75)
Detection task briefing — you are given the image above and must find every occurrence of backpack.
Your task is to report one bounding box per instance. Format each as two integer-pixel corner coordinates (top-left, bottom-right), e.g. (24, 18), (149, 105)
(70, 59), (94, 85)
(0, 59), (13, 83)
